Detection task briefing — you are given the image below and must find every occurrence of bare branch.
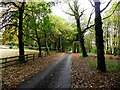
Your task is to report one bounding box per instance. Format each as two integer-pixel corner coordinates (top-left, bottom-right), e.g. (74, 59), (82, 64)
(86, 9), (94, 28)
(88, 0), (95, 7)
(68, 1), (77, 15)
(79, 9), (87, 18)
(62, 10), (75, 16)
(102, 2), (120, 20)
(82, 24), (95, 33)
(0, 24), (18, 30)
(100, 0), (112, 13)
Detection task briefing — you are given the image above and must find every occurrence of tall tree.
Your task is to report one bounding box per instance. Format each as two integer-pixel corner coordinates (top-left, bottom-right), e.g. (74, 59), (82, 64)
(23, 1), (51, 56)
(0, 1), (26, 63)
(64, 0), (88, 57)
(94, 0), (106, 72)
(89, 0), (116, 72)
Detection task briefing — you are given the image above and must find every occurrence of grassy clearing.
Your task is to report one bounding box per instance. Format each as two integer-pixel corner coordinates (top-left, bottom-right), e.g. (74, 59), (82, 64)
(83, 57), (120, 72)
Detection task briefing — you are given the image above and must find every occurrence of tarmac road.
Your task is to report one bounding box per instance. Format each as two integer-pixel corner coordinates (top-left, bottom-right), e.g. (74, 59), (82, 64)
(17, 53), (72, 89)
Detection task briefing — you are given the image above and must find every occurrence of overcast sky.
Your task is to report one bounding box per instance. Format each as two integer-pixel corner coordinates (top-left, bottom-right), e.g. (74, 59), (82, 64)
(45, 0), (116, 20)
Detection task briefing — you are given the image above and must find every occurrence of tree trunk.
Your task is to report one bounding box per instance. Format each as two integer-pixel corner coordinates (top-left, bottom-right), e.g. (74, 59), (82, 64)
(73, 42), (76, 53)
(35, 29), (41, 57)
(95, 2), (106, 72)
(58, 35), (61, 52)
(54, 39), (57, 51)
(106, 27), (109, 54)
(44, 31), (49, 54)
(118, 3), (120, 59)
(77, 44), (80, 53)
(18, 2), (25, 63)
(75, 17), (88, 57)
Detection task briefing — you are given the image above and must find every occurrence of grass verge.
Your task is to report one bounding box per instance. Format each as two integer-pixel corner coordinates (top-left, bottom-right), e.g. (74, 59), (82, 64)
(83, 57), (120, 72)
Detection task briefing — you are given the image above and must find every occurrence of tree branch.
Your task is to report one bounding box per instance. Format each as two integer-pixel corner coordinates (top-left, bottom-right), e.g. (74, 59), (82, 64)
(68, 1), (77, 15)
(102, 2), (120, 20)
(82, 24), (95, 33)
(79, 9), (87, 18)
(1, 10), (17, 18)
(101, 0), (112, 13)
(88, 0), (95, 7)
(23, 33), (37, 42)
(62, 10), (75, 16)
(11, 2), (20, 8)
(86, 9), (94, 28)
(0, 24), (18, 30)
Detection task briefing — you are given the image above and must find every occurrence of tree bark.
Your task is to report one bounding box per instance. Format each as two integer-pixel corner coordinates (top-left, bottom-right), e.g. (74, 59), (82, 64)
(75, 17), (88, 57)
(73, 42), (76, 53)
(54, 39), (58, 51)
(58, 35), (61, 52)
(18, 2), (25, 63)
(44, 30), (49, 54)
(95, 2), (106, 72)
(35, 29), (41, 57)
(118, 3), (120, 59)
(77, 44), (80, 53)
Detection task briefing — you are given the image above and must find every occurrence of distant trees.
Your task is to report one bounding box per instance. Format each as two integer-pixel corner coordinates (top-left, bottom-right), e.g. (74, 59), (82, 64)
(64, 0), (95, 57)
(50, 15), (75, 52)
(103, 1), (120, 56)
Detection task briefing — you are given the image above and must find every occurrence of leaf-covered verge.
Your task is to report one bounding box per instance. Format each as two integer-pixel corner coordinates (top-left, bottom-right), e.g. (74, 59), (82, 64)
(2, 53), (65, 89)
(71, 53), (120, 88)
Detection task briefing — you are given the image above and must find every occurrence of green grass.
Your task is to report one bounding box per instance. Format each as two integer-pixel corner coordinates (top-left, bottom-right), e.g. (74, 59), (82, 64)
(84, 57), (97, 70)
(106, 61), (119, 71)
(88, 53), (96, 56)
(84, 57), (119, 71)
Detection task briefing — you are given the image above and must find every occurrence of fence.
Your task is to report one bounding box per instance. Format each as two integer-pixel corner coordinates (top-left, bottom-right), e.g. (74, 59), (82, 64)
(0, 53), (39, 68)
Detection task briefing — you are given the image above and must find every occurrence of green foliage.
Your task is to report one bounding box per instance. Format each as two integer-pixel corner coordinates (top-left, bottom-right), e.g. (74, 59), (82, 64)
(90, 47), (97, 54)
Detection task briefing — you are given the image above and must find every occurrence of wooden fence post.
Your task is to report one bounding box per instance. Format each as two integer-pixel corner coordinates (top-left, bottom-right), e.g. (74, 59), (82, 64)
(33, 54), (35, 61)
(4, 58), (7, 68)
(26, 55), (28, 61)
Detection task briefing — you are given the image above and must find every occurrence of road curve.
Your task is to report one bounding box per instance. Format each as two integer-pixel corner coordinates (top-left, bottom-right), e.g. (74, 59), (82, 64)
(16, 53), (72, 89)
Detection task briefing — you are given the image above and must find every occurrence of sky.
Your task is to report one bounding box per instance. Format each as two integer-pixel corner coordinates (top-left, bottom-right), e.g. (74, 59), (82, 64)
(0, 0), (117, 20)
(45, 0), (117, 20)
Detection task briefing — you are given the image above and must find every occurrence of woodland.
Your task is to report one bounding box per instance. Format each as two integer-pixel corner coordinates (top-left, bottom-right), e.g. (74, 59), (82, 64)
(0, 0), (120, 89)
